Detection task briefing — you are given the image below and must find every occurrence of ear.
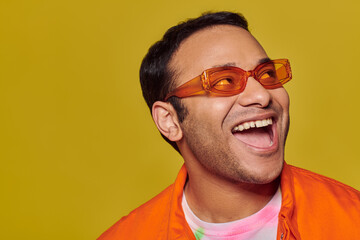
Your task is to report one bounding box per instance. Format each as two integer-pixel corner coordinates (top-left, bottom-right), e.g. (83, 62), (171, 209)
(152, 101), (183, 142)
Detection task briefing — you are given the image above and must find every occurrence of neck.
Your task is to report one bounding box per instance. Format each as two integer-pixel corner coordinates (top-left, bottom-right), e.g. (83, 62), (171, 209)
(184, 161), (280, 223)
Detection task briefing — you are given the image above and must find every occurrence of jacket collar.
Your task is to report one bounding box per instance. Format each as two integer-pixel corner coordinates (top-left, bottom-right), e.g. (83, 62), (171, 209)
(279, 162), (301, 239)
(167, 165), (196, 239)
(167, 162), (301, 239)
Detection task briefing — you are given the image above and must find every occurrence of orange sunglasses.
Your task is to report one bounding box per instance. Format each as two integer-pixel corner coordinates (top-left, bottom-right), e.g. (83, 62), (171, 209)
(164, 59), (292, 101)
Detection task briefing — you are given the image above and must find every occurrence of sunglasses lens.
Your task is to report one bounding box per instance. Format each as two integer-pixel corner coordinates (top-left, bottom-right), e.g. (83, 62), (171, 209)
(210, 69), (244, 92)
(257, 61), (291, 87)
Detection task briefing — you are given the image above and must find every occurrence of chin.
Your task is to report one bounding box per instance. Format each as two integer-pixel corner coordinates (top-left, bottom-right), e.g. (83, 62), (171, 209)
(234, 158), (284, 184)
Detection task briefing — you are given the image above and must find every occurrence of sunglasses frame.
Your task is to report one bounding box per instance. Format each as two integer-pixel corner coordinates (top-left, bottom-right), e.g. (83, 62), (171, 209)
(164, 59), (292, 101)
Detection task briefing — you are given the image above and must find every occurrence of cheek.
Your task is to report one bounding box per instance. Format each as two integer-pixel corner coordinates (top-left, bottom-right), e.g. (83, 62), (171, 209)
(183, 97), (233, 125)
(211, 98), (233, 113)
(200, 98), (234, 126)
(271, 88), (290, 112)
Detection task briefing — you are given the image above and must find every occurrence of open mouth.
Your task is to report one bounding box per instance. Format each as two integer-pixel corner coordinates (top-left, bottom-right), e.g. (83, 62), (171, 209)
(231, 117), (275, 149)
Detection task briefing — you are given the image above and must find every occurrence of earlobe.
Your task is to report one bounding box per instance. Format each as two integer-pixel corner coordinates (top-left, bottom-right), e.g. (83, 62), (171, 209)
(152, 101), (183, 142)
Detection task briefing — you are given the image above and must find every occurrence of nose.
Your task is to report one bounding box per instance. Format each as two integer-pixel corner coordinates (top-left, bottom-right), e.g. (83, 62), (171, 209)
(236, 77), (271, 108)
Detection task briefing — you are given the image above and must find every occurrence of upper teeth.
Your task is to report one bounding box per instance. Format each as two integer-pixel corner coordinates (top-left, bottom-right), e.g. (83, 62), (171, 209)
(232, 118), (273, 132)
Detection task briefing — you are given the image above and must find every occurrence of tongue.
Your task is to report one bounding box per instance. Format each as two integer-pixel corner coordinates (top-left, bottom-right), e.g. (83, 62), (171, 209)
(233, 127), (272, 148)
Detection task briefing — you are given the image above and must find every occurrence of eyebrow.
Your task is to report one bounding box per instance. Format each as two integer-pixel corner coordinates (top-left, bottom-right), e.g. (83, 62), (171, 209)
(258, 57), (271, 64)
(211, 57), (271, 68)
(212, 62), (236, 68)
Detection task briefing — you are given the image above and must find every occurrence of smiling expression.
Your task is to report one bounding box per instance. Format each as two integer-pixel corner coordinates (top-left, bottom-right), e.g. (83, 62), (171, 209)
(169, 25), (290, 184)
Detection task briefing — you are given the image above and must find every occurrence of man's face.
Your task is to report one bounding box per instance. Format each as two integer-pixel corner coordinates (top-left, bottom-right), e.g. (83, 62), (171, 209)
(169, 25), (290, 184)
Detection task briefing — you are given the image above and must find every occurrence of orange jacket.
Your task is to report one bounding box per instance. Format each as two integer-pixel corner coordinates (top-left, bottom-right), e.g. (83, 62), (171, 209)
(98, 162), (360, 239)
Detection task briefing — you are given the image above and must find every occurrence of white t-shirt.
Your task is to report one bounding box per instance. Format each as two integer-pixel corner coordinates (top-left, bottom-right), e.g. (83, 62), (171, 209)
(182, 187), (281, 240)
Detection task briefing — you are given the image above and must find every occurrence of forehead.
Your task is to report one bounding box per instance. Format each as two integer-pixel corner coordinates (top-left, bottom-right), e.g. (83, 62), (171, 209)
(169, 25), (268, 86)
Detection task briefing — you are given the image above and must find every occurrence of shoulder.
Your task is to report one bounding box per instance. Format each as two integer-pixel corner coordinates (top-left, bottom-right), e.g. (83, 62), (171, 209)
(283, 164), (360, 237)
(97, 184), (175, 240)
(287, 164), (360, 201)
(97, 165), (189, 240)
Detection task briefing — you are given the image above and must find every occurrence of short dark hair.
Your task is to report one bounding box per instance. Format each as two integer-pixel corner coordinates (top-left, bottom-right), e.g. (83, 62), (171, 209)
(139, 11), (249, 152)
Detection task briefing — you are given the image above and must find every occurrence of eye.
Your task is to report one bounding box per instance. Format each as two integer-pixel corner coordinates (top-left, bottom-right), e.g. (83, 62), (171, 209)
(257, 67), (278, 86)
(258, 69), (276, 79)
(210, 70), (241, 91)
(214, 78), (233, 86)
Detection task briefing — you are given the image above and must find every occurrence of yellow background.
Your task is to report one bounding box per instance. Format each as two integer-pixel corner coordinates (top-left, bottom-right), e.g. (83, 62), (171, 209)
(1, 0), (359, 239)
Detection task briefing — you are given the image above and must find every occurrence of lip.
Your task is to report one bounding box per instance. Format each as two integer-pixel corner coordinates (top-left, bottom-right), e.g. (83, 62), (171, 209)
(231, 113), (279, 153)
(230, 112), (278, 131)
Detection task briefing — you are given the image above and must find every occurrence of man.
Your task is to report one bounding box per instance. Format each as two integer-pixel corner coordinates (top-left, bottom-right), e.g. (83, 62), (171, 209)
(98, 12), (360, 239)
